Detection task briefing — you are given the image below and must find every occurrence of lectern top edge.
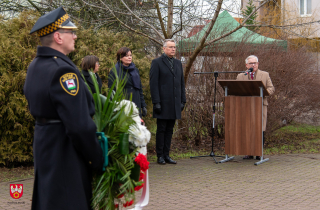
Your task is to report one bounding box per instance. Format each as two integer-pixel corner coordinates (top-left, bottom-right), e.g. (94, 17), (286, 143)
(217, 80), (269, 97)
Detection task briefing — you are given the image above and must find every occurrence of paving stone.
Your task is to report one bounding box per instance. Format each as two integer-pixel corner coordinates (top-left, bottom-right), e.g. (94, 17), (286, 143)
(1, 154), (320, 209)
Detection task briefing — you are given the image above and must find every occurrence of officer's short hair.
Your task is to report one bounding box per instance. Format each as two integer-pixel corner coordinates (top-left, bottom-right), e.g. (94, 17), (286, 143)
(39, 32), (55, 47)
(81, 55), (99, 71)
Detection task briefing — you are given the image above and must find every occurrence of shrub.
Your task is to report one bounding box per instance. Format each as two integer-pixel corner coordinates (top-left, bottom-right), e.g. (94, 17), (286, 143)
(0, 11), (38, 166)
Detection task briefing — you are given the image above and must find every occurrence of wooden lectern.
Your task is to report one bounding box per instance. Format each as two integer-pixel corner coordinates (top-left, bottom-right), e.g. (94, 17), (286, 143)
(218, 80), (270, 165)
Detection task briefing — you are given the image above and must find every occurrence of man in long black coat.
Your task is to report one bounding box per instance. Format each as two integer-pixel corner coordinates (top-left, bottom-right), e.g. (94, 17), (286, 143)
(150, 39), (186, 165)
(24, 7), (103, 210)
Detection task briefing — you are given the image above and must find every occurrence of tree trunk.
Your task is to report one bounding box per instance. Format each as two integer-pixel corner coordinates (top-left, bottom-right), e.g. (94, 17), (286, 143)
(183, 0), (224, 85)
(167, 0), (173, 38)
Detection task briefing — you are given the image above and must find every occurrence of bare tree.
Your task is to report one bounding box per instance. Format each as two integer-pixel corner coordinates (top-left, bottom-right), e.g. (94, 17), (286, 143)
(74, 0), (320, 84)
(0, 0), (42, 19)
(2, 0), (319, 84)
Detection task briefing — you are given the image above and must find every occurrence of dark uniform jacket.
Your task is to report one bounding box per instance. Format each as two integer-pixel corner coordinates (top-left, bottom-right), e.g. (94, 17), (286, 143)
(24, 46), (103, 210)
(150, 54), (186, 119)
(108, 62), (146, 114)
(82, 70), (102, 94)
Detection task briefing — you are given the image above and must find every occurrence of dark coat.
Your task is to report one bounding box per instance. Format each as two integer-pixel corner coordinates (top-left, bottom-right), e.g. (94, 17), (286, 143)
(150, 54), (186, 119)
(24, 46), (103, 210)
(108, 62), (146, 114)
(82, 70), (102, 94)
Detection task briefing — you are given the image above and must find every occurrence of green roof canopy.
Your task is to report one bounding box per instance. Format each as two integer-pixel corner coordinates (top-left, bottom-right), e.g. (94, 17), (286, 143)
(178, 11), (287, 55)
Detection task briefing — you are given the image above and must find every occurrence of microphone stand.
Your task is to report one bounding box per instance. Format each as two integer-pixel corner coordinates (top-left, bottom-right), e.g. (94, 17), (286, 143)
(190, 71), (246, 163)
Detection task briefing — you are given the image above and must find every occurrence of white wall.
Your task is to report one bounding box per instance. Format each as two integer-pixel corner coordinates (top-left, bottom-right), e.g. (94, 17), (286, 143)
(241, 0), (320, 38)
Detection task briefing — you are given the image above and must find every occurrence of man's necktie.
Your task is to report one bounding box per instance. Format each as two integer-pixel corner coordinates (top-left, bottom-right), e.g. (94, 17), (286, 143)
(250, 73), (254, 80)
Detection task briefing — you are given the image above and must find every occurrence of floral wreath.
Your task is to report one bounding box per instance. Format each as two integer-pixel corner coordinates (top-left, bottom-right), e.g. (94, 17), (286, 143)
(82, 68), (151, 210)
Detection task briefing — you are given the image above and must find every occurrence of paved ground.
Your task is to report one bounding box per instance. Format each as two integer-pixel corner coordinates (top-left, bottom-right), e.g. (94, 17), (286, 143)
(1, 154), (320, 210)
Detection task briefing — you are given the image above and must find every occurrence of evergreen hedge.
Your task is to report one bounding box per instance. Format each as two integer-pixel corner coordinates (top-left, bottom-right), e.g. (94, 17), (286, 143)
(0, 10), (152, 166)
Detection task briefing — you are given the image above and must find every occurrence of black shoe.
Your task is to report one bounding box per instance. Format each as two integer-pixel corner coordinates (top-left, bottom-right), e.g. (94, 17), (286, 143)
(164, 156), (177, 164)
(256, 156), (261, 160)
(157, 157), (166, 165)
(243, 155), (253, 159)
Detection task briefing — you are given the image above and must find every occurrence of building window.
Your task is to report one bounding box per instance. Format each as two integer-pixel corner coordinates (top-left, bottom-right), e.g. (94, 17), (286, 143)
(300, 0), (312, 16)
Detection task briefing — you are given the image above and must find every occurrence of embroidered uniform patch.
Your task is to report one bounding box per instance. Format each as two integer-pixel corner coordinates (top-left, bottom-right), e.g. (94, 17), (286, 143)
(60, 73), (79, 96)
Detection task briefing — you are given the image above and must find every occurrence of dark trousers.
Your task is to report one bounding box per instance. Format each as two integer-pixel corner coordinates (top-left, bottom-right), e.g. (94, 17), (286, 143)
(156, 119), (176, 157)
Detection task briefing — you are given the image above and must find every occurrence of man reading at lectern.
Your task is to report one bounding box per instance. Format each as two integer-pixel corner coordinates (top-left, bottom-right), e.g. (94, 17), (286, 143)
(236, 55), (275, 160)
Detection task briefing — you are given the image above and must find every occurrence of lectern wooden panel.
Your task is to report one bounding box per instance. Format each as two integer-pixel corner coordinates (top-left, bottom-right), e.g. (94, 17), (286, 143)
(225, 96), (262, 156)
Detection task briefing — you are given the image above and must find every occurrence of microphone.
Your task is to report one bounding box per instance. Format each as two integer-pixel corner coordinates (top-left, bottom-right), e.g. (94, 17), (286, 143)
(244, 67), (253, 75)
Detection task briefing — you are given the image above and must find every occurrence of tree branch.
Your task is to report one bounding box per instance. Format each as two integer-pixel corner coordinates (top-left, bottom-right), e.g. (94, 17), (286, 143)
(26, 0), (42, 13)
(183, 0), (224, 84)
(184, 0), (271, 85)
(120, 0), (164, 40)
(167, 0), (173, 37)
(172, 2), (183, 36)
(155, 0), (168, 39)
(81, 0), (163, 46)
(205, 0), (270, 47)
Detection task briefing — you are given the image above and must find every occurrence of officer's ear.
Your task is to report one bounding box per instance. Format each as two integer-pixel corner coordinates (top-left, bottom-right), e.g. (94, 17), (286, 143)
(53, 31), (63, 45)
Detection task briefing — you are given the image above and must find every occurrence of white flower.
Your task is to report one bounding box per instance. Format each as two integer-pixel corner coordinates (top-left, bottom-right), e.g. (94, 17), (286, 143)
(132, 115), (141, 125)
(140, 125), (151, 144)
(128, 124), (151, 147)
(137, 147), (147, 155)
(114, 99), (139, 116)
(115, 99), (151, 152)
(128, 125), (145, 146)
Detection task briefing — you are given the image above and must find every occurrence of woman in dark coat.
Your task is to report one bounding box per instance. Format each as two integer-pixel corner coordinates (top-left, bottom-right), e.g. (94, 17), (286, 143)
(81, 55), (102, 94)
(108, 47), (147, 117)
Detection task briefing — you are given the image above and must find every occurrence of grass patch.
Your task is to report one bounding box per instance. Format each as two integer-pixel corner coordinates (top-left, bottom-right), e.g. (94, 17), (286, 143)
(265, 123), (320, 155)
(0, 166), (34, 182)
(147, 149), (210, 162)
(278, 123), (320, 134)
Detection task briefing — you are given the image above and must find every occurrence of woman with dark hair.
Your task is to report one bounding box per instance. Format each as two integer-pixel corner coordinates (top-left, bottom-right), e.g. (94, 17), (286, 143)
(81, 55), (102, 94)
(108, 47), (147, 117)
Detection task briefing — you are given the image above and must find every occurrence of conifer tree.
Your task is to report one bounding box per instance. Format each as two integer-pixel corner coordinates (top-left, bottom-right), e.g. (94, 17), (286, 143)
(242, 0), (258, 32)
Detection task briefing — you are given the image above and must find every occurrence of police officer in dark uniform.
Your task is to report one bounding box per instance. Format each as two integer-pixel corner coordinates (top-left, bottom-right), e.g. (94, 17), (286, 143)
(24, 7), (103, 210)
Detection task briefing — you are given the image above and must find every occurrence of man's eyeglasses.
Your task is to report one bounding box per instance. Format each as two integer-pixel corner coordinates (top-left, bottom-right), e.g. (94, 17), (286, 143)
(248, 62), (258, 65)
(59, 30), (77, 36)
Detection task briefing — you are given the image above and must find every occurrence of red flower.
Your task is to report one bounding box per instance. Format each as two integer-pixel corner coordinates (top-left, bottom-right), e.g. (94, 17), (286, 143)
(123, 202), (128, 207)
(134, 153), (149, 172)
(123, 200), (134, 207)
(128, 200), (134, 206)
(117, 193), (124, 198)
(139, 172), (145, 181)
(114, 204), (119, 208)
(134, 183), (144, 191)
